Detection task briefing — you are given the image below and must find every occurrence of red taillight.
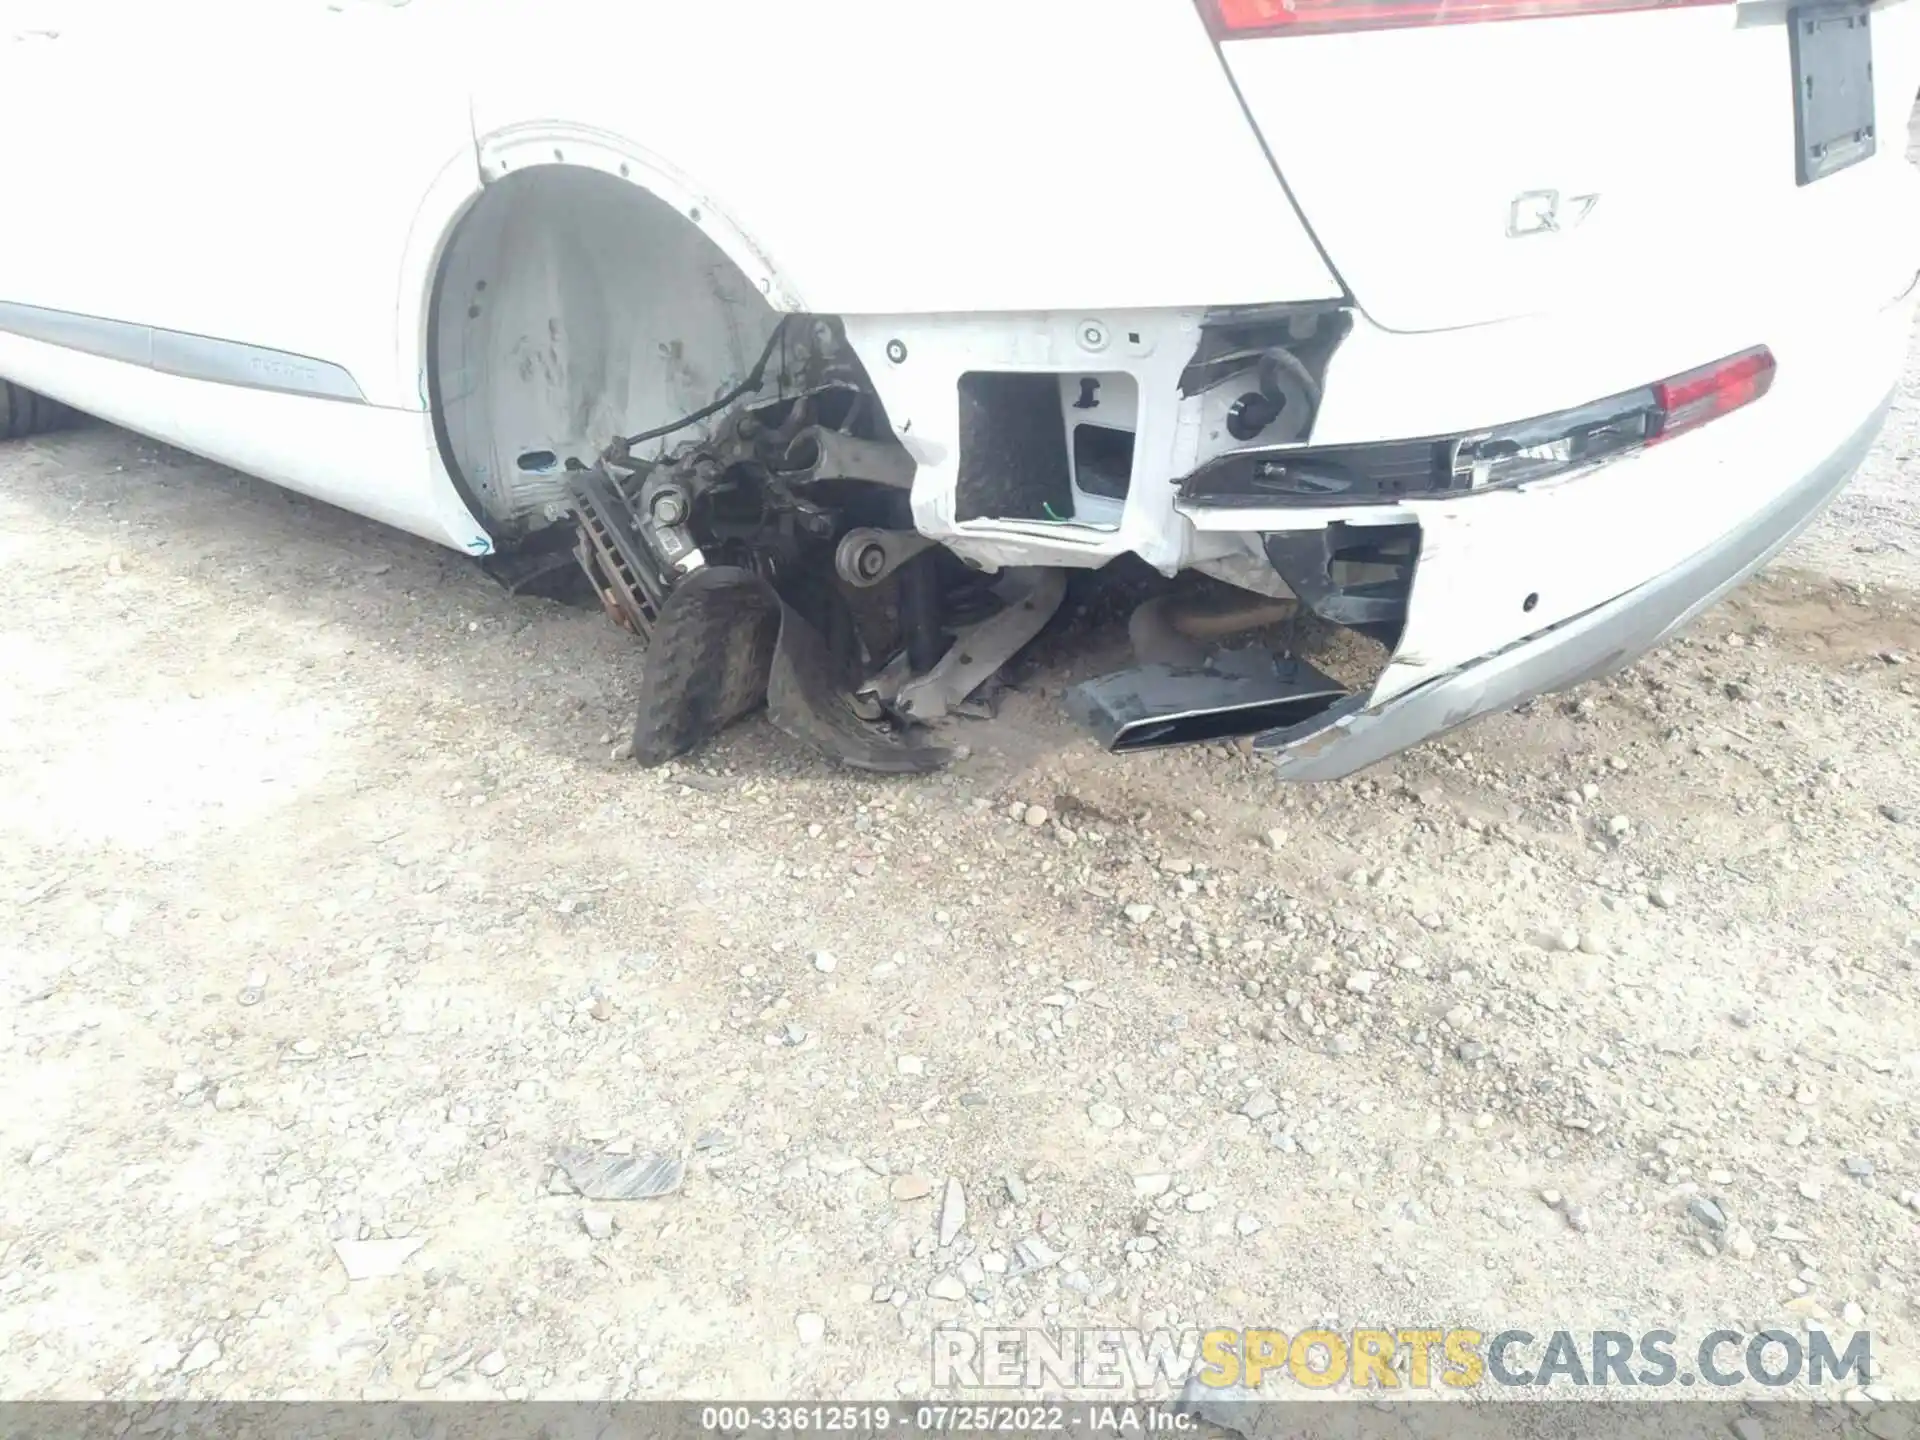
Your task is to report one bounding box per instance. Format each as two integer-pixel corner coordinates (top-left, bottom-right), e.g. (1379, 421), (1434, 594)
(1206, 0), (1727, 36)
(1648, 347), (1775, 444)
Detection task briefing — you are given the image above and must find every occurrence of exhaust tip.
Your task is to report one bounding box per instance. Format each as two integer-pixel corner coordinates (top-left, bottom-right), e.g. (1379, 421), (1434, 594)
(1065, 653), (1347, 753)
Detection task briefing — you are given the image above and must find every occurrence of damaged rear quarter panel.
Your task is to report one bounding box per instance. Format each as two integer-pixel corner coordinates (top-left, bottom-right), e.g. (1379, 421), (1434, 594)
(466, 1), (1341, 316)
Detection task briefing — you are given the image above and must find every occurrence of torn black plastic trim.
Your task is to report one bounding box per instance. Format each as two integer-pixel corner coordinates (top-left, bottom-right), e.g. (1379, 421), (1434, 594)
(1178, 305), (1352, 402)
(1263, 520), (1418, 647)
(1182, 382), (1659, 507)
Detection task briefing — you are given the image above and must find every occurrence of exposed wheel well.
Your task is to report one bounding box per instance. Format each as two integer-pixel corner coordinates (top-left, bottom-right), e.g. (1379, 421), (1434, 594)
(428, 164), (781, 543)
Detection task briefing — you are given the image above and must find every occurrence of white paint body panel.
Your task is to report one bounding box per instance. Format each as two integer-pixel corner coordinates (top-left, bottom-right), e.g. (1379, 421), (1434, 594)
(0, 326), (488, 550)
(467, 2), (1342, 315)
(1224, 0), (1920, 332)
(0, 0), (492, 552)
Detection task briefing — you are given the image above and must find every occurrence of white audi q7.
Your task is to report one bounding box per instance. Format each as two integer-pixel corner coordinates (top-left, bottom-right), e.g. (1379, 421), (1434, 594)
(2, 0), (1915, 774)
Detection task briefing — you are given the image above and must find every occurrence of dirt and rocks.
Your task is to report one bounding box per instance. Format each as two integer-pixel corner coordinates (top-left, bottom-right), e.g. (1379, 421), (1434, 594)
(0, 136), (1917, 1409)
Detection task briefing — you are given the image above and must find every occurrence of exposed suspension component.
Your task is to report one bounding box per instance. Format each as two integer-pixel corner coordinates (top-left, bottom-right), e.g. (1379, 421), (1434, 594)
(567, 316), (1064, 772)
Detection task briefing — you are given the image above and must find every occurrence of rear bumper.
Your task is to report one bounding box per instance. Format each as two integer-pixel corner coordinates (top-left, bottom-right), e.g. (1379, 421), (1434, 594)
(1253, 388), (1895, 779)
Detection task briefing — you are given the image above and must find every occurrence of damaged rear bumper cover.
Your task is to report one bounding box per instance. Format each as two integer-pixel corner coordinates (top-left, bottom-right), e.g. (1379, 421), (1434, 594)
(1252, 391), (1894, 781)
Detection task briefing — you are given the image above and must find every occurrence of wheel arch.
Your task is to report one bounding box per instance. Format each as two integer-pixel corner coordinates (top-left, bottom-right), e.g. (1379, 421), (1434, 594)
(415, 125), (802, 544)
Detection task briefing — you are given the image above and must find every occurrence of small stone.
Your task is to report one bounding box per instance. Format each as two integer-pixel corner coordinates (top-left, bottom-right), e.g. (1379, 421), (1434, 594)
(179, 1339), (221, 1374)
(172, 1071), (205, 1098)
(1607, 815), (1631, 838)
(1732, 1418), (1766, 1440)
(26, 1144), (55, 1168)
(476, 1350), (508, 1378)
(1238, 1091), (1278, 1121)
(937, 1178), (966, 1247)
(1557, 928), (1581, 953)
(891, 1174), (933, 1202)
(332, 1235), (426, 1281)
(795, 1312), (826, 1345)
(1652, 884), (1678, 909)
(1782, 1124), (1809, 1147)
(1023, 805), (1049, 828)
(928, 1274), (967, 1301)
(1088, 1101), (1125, 1130)
(1689, 1197), (1728, 1231)
(213, 1085), (241, 1112)
(1345, 971), (1378, 996)
(1133, 1173), (1172, 1198)
(1564, 1205), (1592, 1233)
(1264, 829), (1286, 852)
(1727, 1227), (1758, 1261)
(813, 951), (838, 974)
(1235, 1213), (1261, 1237)
(1578, 932), (1609, 956)
(1798, 1178), (1824, 1202)
(1014, 1236), (1060, 1270)
(1540, 1189), (1564, 1209)
(896, 1055), (924, 1076)
(1844, 1156), (1874, 1178)
(581, 1209), (614, 1240)
(1456, 1041), (1488, 1062)
(1879, 803), (1908, 825)
(1842, 1301), (1866, 1327)
(1183, 1192), (1218, 1212)
(1123, 903), (1155, 926)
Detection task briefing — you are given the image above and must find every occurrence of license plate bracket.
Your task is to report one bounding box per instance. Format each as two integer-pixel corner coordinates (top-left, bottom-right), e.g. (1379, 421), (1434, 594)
(1791, 0), (1876, 185)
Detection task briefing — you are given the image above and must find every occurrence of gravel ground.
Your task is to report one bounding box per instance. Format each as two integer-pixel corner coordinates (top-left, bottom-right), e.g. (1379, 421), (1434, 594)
(2, 145), (1918, 1409)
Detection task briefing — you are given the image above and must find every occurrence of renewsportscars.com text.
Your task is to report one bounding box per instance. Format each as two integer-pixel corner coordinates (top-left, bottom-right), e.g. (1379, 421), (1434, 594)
(931, 1327), (1872, 1391)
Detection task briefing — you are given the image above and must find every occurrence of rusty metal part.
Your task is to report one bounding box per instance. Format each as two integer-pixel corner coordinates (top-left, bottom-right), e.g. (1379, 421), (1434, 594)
(834, 527), (935, 588)
(1128, 591), (1294, 668)
(780, 427), (917, 489)
(571, 464), (664, 636)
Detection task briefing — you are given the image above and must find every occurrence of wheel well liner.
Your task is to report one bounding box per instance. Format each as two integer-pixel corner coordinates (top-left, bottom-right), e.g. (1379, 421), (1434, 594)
(426, 161), (782, 542)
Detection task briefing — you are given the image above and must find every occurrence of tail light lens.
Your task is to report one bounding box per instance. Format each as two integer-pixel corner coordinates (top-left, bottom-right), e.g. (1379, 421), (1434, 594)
(1205, 0), (1728, 37)
(1180, 345), (1776, 506)
(1648, 347), (1776, 443)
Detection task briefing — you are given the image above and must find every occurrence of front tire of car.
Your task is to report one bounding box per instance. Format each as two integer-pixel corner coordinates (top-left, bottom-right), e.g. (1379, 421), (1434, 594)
(0, 380), (74, 439)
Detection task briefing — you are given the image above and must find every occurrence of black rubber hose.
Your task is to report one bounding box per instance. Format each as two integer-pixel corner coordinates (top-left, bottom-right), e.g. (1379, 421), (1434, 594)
(619, 317), (790, 451)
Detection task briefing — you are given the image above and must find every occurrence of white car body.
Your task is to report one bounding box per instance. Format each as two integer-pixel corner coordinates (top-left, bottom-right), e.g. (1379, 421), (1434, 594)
(2, 0), (1917, 774)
